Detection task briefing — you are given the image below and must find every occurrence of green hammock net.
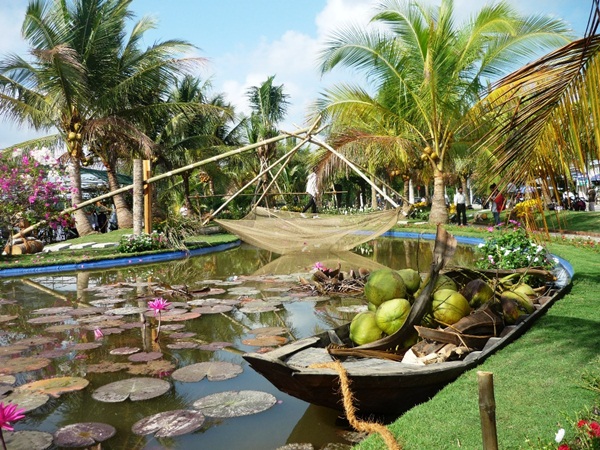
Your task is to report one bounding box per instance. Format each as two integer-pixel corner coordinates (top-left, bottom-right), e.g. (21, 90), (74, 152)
(215, 206), (403, 254)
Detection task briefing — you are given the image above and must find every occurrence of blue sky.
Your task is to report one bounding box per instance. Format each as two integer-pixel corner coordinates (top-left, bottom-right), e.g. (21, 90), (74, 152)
(0, 0), (593, 149)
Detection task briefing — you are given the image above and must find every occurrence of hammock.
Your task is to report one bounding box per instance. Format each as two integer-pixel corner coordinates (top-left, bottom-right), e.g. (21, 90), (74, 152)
(215, 206), (402, 254)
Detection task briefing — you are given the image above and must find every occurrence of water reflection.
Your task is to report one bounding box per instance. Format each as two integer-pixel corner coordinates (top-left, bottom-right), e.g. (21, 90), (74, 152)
(0, 239), (475, 449)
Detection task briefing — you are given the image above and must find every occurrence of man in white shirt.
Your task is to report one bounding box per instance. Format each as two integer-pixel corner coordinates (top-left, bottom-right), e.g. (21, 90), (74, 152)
(301, 169), (319, 217)
(454, 187), (467, 226)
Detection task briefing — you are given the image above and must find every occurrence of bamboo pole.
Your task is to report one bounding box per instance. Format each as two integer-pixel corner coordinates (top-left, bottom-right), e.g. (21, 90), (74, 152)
(478, 371), (499, 450)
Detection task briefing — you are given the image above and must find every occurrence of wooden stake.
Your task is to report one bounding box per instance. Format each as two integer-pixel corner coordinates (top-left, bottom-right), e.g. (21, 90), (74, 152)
(143, 159), (152, 234)
(478, 371), (499, 450)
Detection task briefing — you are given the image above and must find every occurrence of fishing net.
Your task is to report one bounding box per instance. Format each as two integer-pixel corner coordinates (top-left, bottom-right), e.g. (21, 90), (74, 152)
(215, 206), (402, 254)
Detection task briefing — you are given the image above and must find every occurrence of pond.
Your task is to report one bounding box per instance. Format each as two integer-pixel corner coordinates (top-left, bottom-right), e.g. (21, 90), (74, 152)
(0, 237), (476, 449)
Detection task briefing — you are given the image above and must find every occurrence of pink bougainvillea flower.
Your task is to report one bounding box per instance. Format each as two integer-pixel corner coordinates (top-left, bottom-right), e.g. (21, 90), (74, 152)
(487, 227), (495, 232)
(148, 297), (171, 316)
(578, 420), (589, 428)
(94, 328), (104, 340)
(0, 401), (26, 431)
(587, 421), (600, 437)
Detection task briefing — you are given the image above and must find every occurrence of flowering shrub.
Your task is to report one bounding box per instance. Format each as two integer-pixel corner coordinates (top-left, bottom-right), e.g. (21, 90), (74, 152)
(551, 419), (600, 450)
(476, 221), (555, 270)
(117, 232), (169, 253)
(512, 198), (542, 218)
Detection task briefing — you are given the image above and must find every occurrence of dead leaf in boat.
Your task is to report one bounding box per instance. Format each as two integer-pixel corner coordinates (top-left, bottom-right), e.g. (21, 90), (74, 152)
(126, 360), (175, 376)
(190, 304), (233, 314)
(0, 356), (52, 374)
(160, 312), (201, 322)
(92, 377), (171, 402)
(128, 351), (162, 362)
(86, 361), (130, 374)
(131, 409), (205, 437)
(13, 337), (57, 347)
(17, 376), (89, 398)
(166, 341), (200, 350)
(168, 332), (196, 339)
(250, 327), (288, 337)
(0, 315), (18, 323)
(27, 315), (70, 325)
(197, 342), (232, 351)
(1, 389), (49, 412)
(171, 361), (243, 383)
(242, 335), (288, 347)
(110, 347), (140, 356)
(53, 422), (116, 447)
(192, 390), (277, 418)
(31, 307), (73, 315)
(45, 324), (80, 333)
(0, 344), (29, 357)
(2, 430), (53, 450)
(72, 342), (102, 351)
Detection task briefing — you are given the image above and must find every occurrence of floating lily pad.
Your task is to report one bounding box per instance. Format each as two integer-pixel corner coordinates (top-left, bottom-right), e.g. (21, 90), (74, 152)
(190, 304), (233, 314)
(89, 299), (126, 307)
(238, 302), (279, 314)
(0, 298), (17, 305)
(159, 324), (185, 331)
(227, 287), (261, 296)
(126, 360), (175, 376)
(3, 430), (53, 450)
(67, 307), (106, 317)
(250, 327), (288, 337)
(27, 315), (70, 325)
(119, 322), (144, 330)
(187, 298), (240, 307)
(110, 347), (140, 356)
(192, 390), (277, 417)
(31, 307), (74, 315)
(144, 308), (186, 319)
(45, 324), (81, 333)
(13, 337), (57, 347)
(0, 374), (16, 384)
(160, 312), (201, 322)
(72, 342), (102, 351)
(0, 356), (52, 374)
(0, 384), (13, 396)
(262, 287), (292, 293)
(171, 361), (243, 383)
(128, 351), (162, 362)
(197, 342), (233, 351)
(242, 335), (288, 347)
(17, 376), (89, 398)
(168, 332), (196, 339)
(83, 319), (125, 330)
(166, 341), (200, 350)
(0, 344), (29, 357)
(38, 348), (72, 359)
(192, 288), (226, 297)
(86, 362), (130, 374)
(78, 314), (123, 324)
(0, 314), (18, 323)
(167, 302), (190, 309)
(107, 306), (148, 315)
(92, 378), (170, 402)
(131, 409), (205, 437)
(1, 389), (50, 412)
(53, 422), (116, 447)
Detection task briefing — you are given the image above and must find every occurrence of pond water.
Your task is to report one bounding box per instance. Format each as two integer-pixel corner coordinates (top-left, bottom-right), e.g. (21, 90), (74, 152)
(0, 237), (475, 450)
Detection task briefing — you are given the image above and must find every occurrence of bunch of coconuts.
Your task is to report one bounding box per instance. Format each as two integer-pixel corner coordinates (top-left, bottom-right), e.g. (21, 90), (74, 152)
(349, 268), (538, 346)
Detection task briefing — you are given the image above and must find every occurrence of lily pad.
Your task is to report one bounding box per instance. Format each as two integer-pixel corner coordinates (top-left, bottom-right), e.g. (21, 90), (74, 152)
(192, 287), (226, 297)
(83, 319), (125, 330)
(190, 304), (233, 314)
(160, 312), (201, 322)
(159, 324), (185, 331)
(171, 361), (243, 383)
(92, 377), (170, 402)
(0, 344), (29, 357)
(53, 422), (116, 447)
(0, 356), (52, 374)
(45, 324), (81, 333)
(238, 302), (279, 314)
(110, 347), (140, 356)
(119, 322), (144, 330)
(27, 315), (70, 325)
(198, 342), (233, 351)
(86, 362), (130, 374)
(12, 337), (57, 347)
(38, 348), (72, 359)
(67, 307), (106, 317)
(131, 409), (205, 437)
(106, 306), (148, 315)
(89, 299), (126, 307)
(31, 307), (74, 315)
(0, 298), (17, 305)
(2, 430), (53, 450)
(227, 287), (261, 296)
(0, 374), (16, 384)
(17, 376), (89, 398)
(1, 389), (50, 412)
(250, 326), (288, 337)
(78, 314), (123, 324)
(192, 390), (277, 418)
(72, 342), (102, 351)
(166, 341), (200, 350)
(167, 332), (196, 339)
(187, 298), (240, 307)
(128, 351), (162, 362)
(126, 360), (176, 376)
(0, 314), (18, 323)
(242, 335), (288, 347)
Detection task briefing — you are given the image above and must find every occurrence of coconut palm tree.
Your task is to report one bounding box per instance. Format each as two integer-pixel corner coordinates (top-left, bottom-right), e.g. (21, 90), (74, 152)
(472, 1), (600, 204)
(0, 0), (202, 235)
(316, 0), (572, 224)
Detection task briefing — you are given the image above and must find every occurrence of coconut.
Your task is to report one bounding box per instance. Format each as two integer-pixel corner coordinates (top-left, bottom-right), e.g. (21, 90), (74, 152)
(432, 289), (471, 325)
(375, 298), (411, 335)
(396, 269), (421, 295)
(512, 283), (536, 299)
(501, 290), (534, 314)
(364, 269), (407, 307)
(460, 279), (495, 308)
(349, 311), (383, 345)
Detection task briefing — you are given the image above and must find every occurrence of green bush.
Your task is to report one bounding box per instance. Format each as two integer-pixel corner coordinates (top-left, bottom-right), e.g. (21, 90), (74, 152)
(117, 232), (169, 253)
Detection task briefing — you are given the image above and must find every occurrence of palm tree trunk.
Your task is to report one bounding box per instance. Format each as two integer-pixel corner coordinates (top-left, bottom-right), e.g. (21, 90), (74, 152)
(133, 159), (144, 235)
(106, 165), (133, 228)
(462, 178), (470, 207)
(70, 162), (95, 236)
(429, 170), (449, 224)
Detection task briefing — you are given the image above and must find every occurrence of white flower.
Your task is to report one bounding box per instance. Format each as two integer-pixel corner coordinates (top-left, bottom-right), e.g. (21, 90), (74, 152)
(478, 243), (485, 248)
(555, 428), (565, 443)
(504, 250), (511, 256)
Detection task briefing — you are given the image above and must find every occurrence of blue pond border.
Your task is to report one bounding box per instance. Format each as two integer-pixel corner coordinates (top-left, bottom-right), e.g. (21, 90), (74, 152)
(0, 240), (241, 278)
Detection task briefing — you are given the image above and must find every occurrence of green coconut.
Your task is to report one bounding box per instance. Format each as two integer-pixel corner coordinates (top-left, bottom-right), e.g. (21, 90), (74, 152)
(501, 290), (534, 314)
(364, 269), (407, 307)
(367, 302), (377, 312)
(375, 298), (411, 336)
(512, 283), (536, 299)
(349, 311), (383, 345)
(416, 273), (458, 298)
(460, 279), (495, 308)
(432, 289), (471, 325)
(396, 269), (421, 295)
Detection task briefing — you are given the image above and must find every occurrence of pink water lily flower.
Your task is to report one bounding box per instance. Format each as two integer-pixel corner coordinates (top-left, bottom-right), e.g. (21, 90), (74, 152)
(94, 328), (104, 340)
(147, 297), (171, 316)
(313, 262), (326, 271)
(0, 401), (26, 431)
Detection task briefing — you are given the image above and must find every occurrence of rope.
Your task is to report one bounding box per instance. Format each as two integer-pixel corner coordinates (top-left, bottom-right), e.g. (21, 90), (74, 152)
(310, 360), (402, 450)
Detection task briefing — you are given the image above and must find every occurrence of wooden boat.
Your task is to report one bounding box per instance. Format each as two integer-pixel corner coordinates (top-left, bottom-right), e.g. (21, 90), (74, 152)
(243, 229), (572, 416)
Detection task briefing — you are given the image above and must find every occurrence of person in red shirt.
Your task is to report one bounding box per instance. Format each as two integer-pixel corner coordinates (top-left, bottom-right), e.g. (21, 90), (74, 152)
(490, 184), (505, 225)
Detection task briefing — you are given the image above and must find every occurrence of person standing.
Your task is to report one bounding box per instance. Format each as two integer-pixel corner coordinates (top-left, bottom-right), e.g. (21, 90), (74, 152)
(302, 169), (319, 217)
(454, 187), (467, 226)
(490, 184), (505, 225)
(588, 186), (596, 211)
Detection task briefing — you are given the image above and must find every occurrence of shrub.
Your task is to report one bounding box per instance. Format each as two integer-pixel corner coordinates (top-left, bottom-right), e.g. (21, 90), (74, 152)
(117, 232), (169, 253)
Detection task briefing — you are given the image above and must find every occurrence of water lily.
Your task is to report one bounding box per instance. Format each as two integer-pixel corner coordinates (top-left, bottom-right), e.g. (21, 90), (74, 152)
(94, 328), (104, 340)
(0, 402), (26, 450)
(313, 262), (326, 271)
(148, 297), (171, 342)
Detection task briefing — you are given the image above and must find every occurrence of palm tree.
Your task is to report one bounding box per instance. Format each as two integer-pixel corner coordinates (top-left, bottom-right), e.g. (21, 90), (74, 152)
(472, 1), (600, 204)
(316, 0), (572, 224)
(0, 0), (202, 235)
